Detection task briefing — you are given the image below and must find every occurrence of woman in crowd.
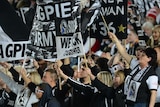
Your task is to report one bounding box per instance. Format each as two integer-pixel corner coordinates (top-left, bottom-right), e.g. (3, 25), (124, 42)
(113, 70), (126, 107)
(0, 68), (16, 107)
(0, 67), (40, 107)
(148, 25), (160, 48)
(55, 61), (114, 107)
(126, 29), (139, 55)
(87, 70), (114, 107)
(108, 32), (158, 107)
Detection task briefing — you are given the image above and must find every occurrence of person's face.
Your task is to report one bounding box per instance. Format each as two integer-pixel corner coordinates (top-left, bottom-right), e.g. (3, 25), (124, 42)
(113, 75), (121, 87)
(121, 58), (129, 69)
(143, 28), (152, 37)
(101, 52), (106, 57)
(127, 31), (138, 43)
(101, 52), (110, 58)
(135, 49), (143, 59)
(73, 70), (78, 79)
(152, 30), (160, 41)
(77, 66), (88, 78)
(35, 87), (44, 99)
(42, 72), (53, 85)
(38, 60), (47, 71)
(146, 16), (156, 24)
(138, 52), (151, 65)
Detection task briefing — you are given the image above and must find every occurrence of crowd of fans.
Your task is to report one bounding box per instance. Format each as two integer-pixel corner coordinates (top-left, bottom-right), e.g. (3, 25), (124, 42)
(1, 0), (160, 107)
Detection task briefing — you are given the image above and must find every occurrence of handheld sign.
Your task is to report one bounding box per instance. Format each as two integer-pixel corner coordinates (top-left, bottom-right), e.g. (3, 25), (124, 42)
(0, 41), (30, 62)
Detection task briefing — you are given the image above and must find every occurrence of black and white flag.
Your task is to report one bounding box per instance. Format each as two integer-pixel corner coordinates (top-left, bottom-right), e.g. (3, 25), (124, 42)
(0, 0), (30, 61)
(90, 0), (128, 40)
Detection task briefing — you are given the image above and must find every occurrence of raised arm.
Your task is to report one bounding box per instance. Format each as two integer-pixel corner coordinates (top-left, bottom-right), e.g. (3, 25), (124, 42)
(19, 68), (37, 93)
(19, 68), (32, 86)
(0, 62), (24, 84)
(86, 68), (114, 98)
(33, 59), (44, 78)
(55, 63), (94, 95)
(0, 70), (22, 94)
(108, 32), (132, 64)
(61, 58), (74, 77)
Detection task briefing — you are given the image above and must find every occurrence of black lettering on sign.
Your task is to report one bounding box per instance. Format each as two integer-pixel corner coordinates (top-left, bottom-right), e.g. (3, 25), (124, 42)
(0, 43), (26, 58)
(6, 44), (13, 57)
(13, 44), (21, 57)
(63, 47), (80, 56)
(0, 45), (4, 58)
(34, 31), (54, 47)
(6, 44), (26, 57)
(72, 34), (81, 46)
(60, 36), (81, 49)
(61, 38), (71, 48)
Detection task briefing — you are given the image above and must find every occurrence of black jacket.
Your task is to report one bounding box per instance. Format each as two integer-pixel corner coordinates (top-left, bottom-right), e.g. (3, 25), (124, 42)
(67, 77), (114, 107)
(113, 84), (126, 107)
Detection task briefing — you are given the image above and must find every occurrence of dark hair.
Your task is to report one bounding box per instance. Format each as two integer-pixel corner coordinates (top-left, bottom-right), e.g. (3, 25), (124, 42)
(136, 46), (146, 51)
(143, 47), (157, 66)
(96, 57), (109, 71)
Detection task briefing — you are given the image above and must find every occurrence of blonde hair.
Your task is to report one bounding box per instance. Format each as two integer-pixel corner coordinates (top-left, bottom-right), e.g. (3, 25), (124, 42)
(72, 65), (78, 71)
(80, 0), (89, 12)
(114, 70), (125, 85)
(14, 65), (42, 85)
(149, 25), (160, 47)
(29, 72), (42, 85)
(97, 71), (113, 87)
(153, 25), (160, 33)
(0, 65), (13, 79)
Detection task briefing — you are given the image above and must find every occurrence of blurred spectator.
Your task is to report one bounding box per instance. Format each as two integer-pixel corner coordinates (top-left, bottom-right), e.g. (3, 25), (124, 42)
(0, 68), (39, 107)
(35, 83), (61, 107)
(142, 21), (154, 42)
(108, 31), (158, 107)
(147, 25), (160, 48)
(126, 29), (139, 55)
(146, 8), (157, 25)
(113, 70), (126, 107)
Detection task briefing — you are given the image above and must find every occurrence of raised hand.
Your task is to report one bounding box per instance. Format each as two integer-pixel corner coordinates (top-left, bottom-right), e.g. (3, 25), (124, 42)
(33, 59), (39, 69)
(0, 62), (12, 69)
(108, 32), (119, 43)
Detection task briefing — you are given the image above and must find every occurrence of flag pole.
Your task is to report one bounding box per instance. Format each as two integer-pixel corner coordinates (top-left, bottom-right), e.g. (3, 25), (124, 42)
(19, 54), (27, 81)
(100, 11), (109, 32)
